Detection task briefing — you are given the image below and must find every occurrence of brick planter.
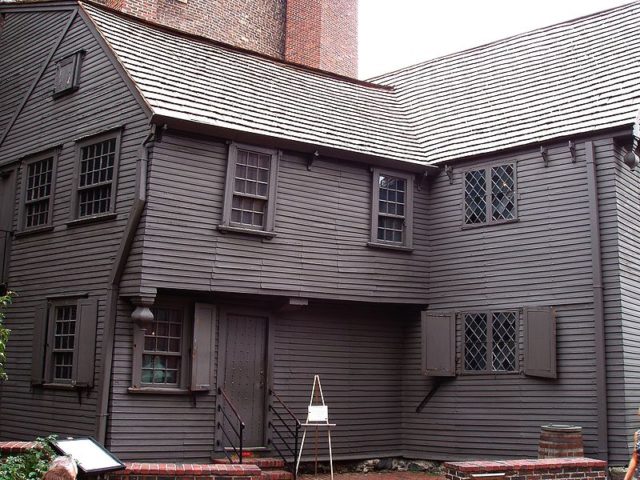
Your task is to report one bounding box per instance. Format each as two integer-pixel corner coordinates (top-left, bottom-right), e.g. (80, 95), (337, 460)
(444, 458), (607, 480)
(106, 462), (262, 480)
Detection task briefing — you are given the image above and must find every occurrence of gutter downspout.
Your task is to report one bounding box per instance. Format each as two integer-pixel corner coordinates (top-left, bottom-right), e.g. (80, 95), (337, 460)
(96, 125), (155, 444)
(585, 140), (609, 460)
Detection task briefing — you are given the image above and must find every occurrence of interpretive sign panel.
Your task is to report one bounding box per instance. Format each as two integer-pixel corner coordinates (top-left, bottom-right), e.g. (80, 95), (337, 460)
(52, 437), (125, 474)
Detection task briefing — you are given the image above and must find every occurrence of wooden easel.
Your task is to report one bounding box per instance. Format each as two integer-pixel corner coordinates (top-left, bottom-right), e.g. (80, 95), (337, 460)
(296, 375), (335, 480)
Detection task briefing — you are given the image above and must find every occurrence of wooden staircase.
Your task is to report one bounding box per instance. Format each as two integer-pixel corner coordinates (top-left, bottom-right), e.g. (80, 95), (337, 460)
(212, 456), (294, 480)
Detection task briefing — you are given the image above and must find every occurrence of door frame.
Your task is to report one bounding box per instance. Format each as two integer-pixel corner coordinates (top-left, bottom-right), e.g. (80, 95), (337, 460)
(215, 305), (274, 450)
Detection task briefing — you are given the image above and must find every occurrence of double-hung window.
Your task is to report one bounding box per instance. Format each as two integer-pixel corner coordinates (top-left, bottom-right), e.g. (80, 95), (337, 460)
(73, 132), (121, 219)
(21, 151), (57, 231)
(31, 297), (98, 387)
(463, 310), (518, 373)
(221, 143), (279, 236)
(464, 163), (516, 226)
(370, 168), (413, 249)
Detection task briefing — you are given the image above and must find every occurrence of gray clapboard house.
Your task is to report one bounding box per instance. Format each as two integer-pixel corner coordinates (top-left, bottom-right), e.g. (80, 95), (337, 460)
(1, 0), (640, 466)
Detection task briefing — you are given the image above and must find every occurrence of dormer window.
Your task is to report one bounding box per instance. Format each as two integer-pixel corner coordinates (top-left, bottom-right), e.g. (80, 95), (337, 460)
(53, 51), (84, 97)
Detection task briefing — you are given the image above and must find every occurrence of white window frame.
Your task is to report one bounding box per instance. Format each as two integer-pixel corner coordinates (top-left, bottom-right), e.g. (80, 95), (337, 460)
(369, 168), (414, 249)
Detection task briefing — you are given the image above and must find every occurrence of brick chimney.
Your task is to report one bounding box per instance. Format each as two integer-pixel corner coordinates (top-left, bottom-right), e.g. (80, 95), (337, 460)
(98, 0), (358, 77)
(284, 0), (358, 77)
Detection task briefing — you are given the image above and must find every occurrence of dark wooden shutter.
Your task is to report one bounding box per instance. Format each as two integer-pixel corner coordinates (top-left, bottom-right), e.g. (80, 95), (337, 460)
(75, 298), (98, 387)
(524, 306), (557, 379)
(0, 168), (16, 285)
(191, 303), (217, 391)
(421, 311), (456, 376)
(30, 302), (48, 386)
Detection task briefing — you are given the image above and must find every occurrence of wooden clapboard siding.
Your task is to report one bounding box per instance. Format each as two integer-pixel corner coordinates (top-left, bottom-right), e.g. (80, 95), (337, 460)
(0, 10), (149, 441)
(0, 10), (73, 142)
(272, 305), (407, 459)
(134, 133), (429, 302)
(400, 139), (609, 461)
(605, 142), (640, 464)
(107, 298), (218, 462)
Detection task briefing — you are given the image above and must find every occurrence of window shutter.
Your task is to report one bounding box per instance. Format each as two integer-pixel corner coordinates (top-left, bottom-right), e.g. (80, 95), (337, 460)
(191, 303), (217, 391)
(421, 311), (456, 376)
(75, 298), (98, 387)
(524, 306), (557, 379)
(30, 302), (48, 386)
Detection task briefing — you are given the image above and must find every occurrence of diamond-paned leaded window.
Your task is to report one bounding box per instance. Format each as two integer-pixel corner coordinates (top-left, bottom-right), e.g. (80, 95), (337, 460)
(464, 310), (518, 373)
(464, 163), (516, 226)
(377, 175), (407, 243)
(370, 169), (414, 248)
(141, 307), (183, 385)
(24, 157), (54, 229)
(77, 138), (117, 217)
(491, 165), (516, 221)
(52, 305), (77, 381)
(222, 144), (278, 234)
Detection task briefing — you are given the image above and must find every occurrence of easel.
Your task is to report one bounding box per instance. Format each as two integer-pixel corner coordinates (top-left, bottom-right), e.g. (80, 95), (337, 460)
(296, 375), (335, 480)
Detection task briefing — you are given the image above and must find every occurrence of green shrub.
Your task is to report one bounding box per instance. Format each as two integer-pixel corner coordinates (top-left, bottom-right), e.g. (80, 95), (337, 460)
(0, 291), (13, 382)
(0, 436), (56, 480)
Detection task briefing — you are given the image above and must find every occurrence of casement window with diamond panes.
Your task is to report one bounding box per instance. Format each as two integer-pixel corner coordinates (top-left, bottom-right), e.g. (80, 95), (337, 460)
(421, 307), (557, 378)
(370, 168), (414, 249)
(73, 132), (121, 219)
(31, 297), (98, 387)
(464, 163), (516, 226)
(21, 152), (57, 231)
(221, 143), (279, 235)
(463, 310), (518, 373)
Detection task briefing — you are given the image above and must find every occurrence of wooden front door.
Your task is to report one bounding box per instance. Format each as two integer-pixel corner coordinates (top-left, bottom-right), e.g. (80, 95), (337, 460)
(220, 312), (268, 448)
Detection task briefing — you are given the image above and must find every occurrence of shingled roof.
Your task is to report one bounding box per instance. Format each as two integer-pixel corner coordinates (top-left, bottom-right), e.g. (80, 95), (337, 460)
(372, 1), (640, 164)
(80, 2), (426, 165)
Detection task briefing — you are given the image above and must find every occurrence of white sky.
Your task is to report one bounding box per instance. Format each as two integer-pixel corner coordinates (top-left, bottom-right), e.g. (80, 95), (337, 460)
(358, 0), (632, 79)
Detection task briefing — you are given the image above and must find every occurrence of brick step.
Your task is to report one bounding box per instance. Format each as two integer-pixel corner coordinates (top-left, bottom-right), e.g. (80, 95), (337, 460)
(261, 469), (294, 480)
(212, 457), (287, 469)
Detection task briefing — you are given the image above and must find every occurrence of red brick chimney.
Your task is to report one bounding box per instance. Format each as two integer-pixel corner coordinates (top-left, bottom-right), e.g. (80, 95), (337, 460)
(98, 0), (358, 77)
(284, 0), (358, 77)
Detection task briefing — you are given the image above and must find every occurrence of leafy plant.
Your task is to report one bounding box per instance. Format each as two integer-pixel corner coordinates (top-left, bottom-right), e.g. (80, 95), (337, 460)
(0, 435), (56, 480)
(0, 291), (13, 382)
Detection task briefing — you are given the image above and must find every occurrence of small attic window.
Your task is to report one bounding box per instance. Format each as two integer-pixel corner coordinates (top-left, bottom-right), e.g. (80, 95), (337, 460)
(53, 51), (84, 98)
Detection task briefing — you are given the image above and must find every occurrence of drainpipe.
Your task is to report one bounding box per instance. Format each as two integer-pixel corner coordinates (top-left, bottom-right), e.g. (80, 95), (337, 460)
(96, 125), (155, 444)
(585, 140), (609, 460)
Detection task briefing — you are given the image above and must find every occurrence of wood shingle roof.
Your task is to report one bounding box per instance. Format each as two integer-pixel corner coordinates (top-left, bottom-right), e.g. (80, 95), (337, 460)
(79, 1), (640, 166)
(372, 1), (640, 164)
(80, 2), (426, 165)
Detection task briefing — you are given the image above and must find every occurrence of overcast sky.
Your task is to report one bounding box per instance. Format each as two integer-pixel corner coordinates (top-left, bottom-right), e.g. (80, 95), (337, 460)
(358, 0), (631, 79)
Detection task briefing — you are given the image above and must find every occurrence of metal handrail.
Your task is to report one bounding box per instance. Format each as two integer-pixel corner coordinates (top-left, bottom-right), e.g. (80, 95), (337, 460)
(217, 387), (245, 464)
(268, 389), (301, 480)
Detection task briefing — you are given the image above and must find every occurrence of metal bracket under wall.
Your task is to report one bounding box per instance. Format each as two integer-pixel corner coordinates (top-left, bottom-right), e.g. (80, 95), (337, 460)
(444, 164), (454, 184)
(307, 150), (319, 171)
(540, 146), (549, 167)
(568, 140), (577, 163)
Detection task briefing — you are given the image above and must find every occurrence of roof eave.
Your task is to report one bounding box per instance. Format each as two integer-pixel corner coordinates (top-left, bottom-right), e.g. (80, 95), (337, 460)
(150, 114), (438, 174)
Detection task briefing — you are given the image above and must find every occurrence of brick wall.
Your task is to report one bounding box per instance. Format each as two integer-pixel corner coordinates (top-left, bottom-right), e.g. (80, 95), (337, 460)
(444, 458), (607, 480)
(285, 0), (358, 77)
(98, 0), (286, 58)
(106, 462), (261, 480)
(94, 0), (358, 78)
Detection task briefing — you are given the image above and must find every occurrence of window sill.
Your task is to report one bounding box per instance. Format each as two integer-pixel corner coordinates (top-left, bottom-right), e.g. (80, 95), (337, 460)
(461, 218), (519, 230)
(128, 387), (191, 395)
(40, 382), (90, 390)
(367, 241), (413, 253)
(217, 224), (277, 239)
(66, 212), (117, 228)
(14, 226), (54, 238)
